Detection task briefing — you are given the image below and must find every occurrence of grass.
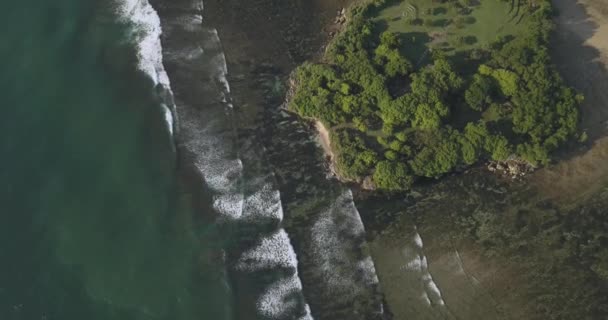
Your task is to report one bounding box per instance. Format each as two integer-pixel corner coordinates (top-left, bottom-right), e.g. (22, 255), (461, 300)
(373, 0), (532, 64)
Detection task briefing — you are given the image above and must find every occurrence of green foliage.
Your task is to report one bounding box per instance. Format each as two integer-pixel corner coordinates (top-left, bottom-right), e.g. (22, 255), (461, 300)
(377, 136), (389, 147)
(410, 137), (460, 178)
(332, 129), (379, 179)
(382, 122), (395, 135)
(389, 139), (403, 151)
(374, 32), (413, 77)
(464, 74), (494, 111)
(373, 161), (414, 191)
(290, 63), (344, 125)
(384, 150), (398, 161)
(353, 117), (369, 132)
(395, 131), (409, 142)
(479, 66), (519, 97)
(289, 0), (581, 190)
(516, 142), (549, 165)
(412, 102), (444, 129)
(485, 134), (512, 161)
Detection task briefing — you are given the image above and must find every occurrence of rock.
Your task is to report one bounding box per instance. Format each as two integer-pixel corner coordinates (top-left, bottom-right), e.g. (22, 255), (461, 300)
(508, 162), (520, 175)
(362, 176), (376, 191)
(487, 162), (497, 172)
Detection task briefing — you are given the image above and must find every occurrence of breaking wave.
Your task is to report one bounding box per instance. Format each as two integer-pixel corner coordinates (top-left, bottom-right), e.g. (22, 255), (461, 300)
(119, 1), (389, 319)
(148, 0), (313, 318)
(113, 0), (177, 138)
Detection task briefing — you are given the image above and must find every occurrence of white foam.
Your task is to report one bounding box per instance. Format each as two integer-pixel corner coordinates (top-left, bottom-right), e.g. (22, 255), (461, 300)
(358, 256), (380, 285)
(414, 231), (423, 248)
(257, 274), (313, 320)
(114, 0), (177, 140)
(115, 0), (170, 87)
(235, 229), (297, 272)
(309, 190), (381, 299)
(299, 305), (314, 320)
(179, 105), (244, 219)
(405, 255), (422, 271)
(421, 292), (432, 306)
(401, 228), (449, 309)
(162, 104), (173, 136)
(146, 3), (312, 318)
(241, 182), (284, 222)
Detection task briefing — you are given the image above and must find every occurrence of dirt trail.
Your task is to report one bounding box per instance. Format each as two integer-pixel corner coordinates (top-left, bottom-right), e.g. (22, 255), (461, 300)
(315, 121), (334, 159)
(532, 0), (608, 202)
(551, 0), (608, 131)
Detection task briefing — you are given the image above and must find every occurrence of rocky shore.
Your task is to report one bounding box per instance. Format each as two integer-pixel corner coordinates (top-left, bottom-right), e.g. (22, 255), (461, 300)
(487, 157), (536, 180)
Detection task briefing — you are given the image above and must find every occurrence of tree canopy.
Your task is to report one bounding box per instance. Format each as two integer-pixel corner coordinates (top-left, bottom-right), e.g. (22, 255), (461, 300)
(289, 0), (581, 191)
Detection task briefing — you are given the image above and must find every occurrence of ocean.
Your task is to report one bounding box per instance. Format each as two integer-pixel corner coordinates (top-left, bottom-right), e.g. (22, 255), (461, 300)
(0, 0), (230, 319)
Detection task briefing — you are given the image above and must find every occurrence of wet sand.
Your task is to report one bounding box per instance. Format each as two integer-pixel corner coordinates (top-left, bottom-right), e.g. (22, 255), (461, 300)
(532, 0), (608, 203)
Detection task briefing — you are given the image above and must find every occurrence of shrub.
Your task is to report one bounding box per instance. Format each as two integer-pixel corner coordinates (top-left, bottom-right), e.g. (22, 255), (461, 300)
(373, 161), (414, 191)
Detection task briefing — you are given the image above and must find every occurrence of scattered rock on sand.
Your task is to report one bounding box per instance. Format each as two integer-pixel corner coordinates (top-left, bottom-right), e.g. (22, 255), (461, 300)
(488, 157), (535, 180)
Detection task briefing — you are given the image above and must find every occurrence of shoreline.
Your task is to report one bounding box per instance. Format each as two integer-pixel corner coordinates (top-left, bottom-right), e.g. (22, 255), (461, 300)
(530, 0), (608, 204)
(283, 4), (361, 185)
(285, 4), (528, 190)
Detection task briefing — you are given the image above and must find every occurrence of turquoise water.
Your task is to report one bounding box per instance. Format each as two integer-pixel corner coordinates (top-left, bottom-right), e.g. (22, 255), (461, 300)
(0, 1), (228, 319)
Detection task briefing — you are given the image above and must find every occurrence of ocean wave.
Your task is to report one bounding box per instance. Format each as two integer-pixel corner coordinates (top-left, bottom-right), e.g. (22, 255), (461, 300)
(113, 0), (176, 137)
(400, 227), (450, 310)
(257, 273), (313, 320)
(310, 190), (381, 296)
(150, 2), (313, 319)
(235, 229), (297, 272)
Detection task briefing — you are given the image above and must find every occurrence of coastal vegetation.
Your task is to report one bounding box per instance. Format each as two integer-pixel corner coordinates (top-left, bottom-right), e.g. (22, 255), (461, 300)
(289, 0), (582, 191)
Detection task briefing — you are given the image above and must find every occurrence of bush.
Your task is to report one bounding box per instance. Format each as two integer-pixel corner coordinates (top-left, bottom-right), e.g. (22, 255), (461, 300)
(465, 75), (494, 111)
(373, 161), (414, 191)
(395, 131), (409, 142)
(385, 150), (398, 161)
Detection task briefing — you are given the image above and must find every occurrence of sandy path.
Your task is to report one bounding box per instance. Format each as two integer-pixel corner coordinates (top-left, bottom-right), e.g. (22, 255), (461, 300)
(315, 121), (334, 159)
(532, 0), (608, 202)
(551, 0), (608, 131)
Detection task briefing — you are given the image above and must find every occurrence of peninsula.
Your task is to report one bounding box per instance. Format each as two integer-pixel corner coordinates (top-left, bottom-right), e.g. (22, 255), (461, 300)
(289, 0), (583, 191)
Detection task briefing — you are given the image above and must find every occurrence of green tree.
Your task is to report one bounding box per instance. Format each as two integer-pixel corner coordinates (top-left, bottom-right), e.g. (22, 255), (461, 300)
(410, 138), (460, 177)
(465, 75), (494, 111)
(374, 32), (412, 77)
(373, 161), (414, 191)
(385, 150), (398, 161)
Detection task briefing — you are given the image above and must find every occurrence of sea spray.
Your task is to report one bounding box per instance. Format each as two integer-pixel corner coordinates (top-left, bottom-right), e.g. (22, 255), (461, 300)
(113, 0), (177, 140)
